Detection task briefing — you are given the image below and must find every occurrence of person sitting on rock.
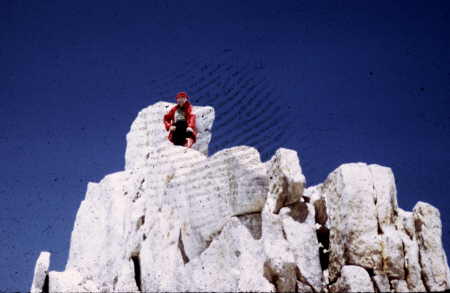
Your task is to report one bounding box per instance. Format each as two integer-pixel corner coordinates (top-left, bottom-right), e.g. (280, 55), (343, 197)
(163, 91), (197, 148)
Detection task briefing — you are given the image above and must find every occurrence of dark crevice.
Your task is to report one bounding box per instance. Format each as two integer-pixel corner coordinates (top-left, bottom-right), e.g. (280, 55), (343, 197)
(404, 225), (414, 241)
(392, 203), (399, 220)
(312, 195), (330, 274)
(316, 225), (330, 271)
(178, 229), (190, 264)
(420, 270), (430, 292)
(371, 179), (384, 237)
(415, 215), (430, 291)
(42, 273), (49, 293)
(372, 183), (377, 207)
(401, 240), (409, 285)
(327, 270), (342, 292)
(281, 224), (288, 240)
(136, 215), (145, 230)
(204, 238), (213, 250)
(131, 253), (142, 292)
(387, 276), (396, 291)
(371, 278), (380, 293)
(343, 245), (351, 264)
(132, 191), (141, 203)
(112, 276), (118, 291)
(417, 248), (430, 292)
(370, 275), (383, 293)
(235, 211), (261, 217)
(377, 221), (383, 235)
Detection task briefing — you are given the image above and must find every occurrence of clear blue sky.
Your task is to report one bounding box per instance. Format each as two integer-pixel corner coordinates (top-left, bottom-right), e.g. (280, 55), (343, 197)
(1, 1), (449, 291)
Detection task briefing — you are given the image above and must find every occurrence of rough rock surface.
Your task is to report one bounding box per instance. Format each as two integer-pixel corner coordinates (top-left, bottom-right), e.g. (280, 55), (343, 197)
(30, 251), (50, 293)
(329, 265), (374, 292)
(31, 101), (450, 292)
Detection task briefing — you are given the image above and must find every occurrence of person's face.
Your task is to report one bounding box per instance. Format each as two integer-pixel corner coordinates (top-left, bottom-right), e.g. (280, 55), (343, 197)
(177, 97), (186, 106)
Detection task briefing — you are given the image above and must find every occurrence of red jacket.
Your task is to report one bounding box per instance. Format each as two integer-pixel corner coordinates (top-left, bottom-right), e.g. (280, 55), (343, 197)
(163, 100), (197, 144)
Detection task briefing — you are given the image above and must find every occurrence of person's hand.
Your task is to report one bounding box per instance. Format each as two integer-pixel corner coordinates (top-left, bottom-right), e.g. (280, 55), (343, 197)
(186, 127), (194, 133)
(169, 125), (176, 131)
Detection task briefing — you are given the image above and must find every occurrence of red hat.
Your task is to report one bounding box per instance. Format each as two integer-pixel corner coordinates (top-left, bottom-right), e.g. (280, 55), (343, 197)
(176, 91), (189, 100)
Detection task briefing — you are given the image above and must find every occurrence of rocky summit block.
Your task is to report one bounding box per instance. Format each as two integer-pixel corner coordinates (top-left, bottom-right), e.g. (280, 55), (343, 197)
(31, 101), (450, 293)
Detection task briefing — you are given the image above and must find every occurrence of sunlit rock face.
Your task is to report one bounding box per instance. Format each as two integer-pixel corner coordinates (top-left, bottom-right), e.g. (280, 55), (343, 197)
(31, 101), (450, 292)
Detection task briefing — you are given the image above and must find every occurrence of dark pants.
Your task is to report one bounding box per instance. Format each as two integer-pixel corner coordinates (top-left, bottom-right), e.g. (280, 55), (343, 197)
(172, 120), (194, 146)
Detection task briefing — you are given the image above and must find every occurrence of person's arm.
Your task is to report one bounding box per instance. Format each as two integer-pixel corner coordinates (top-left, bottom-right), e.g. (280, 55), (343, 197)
(186, 113), (196, 134)
(187, 112), (195, 128)
(163, 107), (175, 131)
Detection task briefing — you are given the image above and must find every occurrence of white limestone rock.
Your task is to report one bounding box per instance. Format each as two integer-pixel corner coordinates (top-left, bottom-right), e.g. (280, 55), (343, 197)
(261, 148), (322, 292)
(265, 148), (306, 213)
(322, 162), (416, 285)
(368, 164), (399, 233)
(60, 144), (269, 291)
(396, 208), (427, 292)
(304, 182), (323, 204)
(380, 225), (405, 279)
(164, 145), (268, 260)
(413, 201), (450, 291)
(30, 101), (450, 293)
(30, 251), (50, 293)
(261, 173), (298, 292)
(31, 102), (271, 292)
(305, 183), (328, 227)
(183, 217), (273, 292)
(372, 274), (390, 292)
(391, 279), (410, 292)
(113, 259), (140, 292)
(64, 171), (132, 283)
(323, 162), (383, 281)
(296, 280), (314, 293)
(238, 234), (275, 292)
(329, 265), (375, 292)
(202, 145), (269, 218)
(368, 164), (408, 280)
(49, 269), (99, 293)
(139, 204), (186, 292)
(261, 149), (305, 257)
(280, 205), (323, 292)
